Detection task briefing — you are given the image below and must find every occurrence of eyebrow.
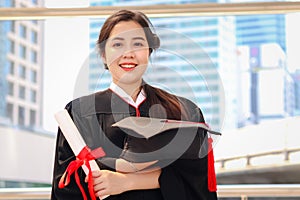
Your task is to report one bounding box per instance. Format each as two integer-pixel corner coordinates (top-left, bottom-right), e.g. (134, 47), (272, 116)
(111, 36), (146, 41)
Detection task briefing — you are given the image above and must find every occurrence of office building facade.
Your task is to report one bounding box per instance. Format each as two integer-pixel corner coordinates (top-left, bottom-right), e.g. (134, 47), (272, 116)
(236, 14), (286, 51)
(237, 43), (294, 126)
(0, 0), (44, 129)
(292, 70), (300, 116)
(235, 3), (292, 125)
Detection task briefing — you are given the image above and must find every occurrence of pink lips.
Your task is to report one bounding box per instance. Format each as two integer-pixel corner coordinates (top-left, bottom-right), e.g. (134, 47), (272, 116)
(119, 63), (137, 71)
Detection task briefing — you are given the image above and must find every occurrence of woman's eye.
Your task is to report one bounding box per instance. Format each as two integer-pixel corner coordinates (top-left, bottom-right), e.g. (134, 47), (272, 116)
(133, 42), (144, 47)
(112, 42), (122, 48)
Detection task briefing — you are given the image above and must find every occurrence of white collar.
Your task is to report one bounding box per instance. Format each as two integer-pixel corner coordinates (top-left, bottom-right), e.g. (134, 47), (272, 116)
(109, 82), (146, 108)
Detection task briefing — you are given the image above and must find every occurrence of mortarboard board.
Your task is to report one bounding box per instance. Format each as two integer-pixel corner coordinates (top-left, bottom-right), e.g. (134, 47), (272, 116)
(112, 116), (221, 139)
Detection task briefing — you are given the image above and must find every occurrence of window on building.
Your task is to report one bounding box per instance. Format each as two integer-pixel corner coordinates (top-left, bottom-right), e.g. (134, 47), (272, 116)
(10, 21), (15, 32)
(19, 85), (26, 99)
(18, 65), (26, 79)
(31, 0), (38, 5)
(19, 24), (27, 39)
(18, 106), (25, 126)
(8, 82), (14, 96)
(30, 50), (37, 63)
(6, 103), (14, 123)
(29, 109), (36, 126)
(30, 30), (38, 44)
(9, 61), (15, 75)
(19, 44), (26, 59)
(29, 69), (37, 83)
(9, 40), (15, 54)
(30, 89), (36, 103)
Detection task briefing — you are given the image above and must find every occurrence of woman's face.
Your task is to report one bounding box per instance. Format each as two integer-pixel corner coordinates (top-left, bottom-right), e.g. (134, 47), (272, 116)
(103, 20), (150, 86)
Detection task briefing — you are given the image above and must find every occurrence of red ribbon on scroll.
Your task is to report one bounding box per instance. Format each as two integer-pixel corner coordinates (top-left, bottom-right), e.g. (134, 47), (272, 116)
(58, 146), (106, 200)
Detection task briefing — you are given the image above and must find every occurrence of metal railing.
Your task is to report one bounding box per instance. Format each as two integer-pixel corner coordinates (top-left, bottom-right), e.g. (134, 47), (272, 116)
(1, 2), (300, 20)
(216, 147), (300, 170)
(0, 187), (50, 199)
(1, 184), (300, 199)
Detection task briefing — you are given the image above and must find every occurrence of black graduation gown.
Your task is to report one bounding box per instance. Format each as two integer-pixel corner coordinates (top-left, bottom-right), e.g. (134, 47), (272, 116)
(51, 87), (217, 200)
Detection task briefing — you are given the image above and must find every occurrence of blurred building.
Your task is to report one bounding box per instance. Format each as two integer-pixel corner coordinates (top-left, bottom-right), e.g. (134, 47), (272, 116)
(0, 0), (47, 188)
(236, 43), (294, 127)
(0, 124), (55, 187)
(0, 0), (44, 129)
(234, 0), (289, 127)
(236, 14), (286, 51)
(292, 70), (300, 115)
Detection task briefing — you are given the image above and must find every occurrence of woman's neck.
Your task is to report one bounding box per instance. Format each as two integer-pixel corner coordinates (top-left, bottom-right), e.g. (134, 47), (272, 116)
(115, 81), (142, 102)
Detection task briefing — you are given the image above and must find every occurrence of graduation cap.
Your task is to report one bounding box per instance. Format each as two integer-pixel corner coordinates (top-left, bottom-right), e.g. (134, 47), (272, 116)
(112, 116), (221, 139)
(112, 116), (221, 192)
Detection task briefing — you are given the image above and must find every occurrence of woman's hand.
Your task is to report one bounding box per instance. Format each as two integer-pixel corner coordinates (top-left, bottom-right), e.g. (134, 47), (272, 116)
(90, 170), (129, 198)
(87, 169), (161, 198)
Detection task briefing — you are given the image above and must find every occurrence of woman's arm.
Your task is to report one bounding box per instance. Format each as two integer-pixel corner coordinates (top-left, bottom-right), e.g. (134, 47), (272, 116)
(116, 158), (158, 173)
(91, 169), (161, 198)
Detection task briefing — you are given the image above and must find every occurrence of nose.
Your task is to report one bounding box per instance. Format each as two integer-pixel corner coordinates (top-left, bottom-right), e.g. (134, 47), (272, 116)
(122, 45), (135, 58)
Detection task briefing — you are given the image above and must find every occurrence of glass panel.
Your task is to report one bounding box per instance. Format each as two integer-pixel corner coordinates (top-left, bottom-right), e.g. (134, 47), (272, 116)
(19, 24), (27, 39)
(30, 89), (36, 102)
(19, 44), (26, 59)
(8, 61), (14, 75)
(18, 64), (26, 79)
(10, 21), (15, 32)
(30, 109), (36, 126)
(18, 85), (25, 99)
(30, 49), (37, 63)
(9, 40), (15, 53)
(18, 106), (25, 126)
(8, 81), (14, 96)
(6, 103), (13, 122)
(30, 30), (38, 44)
(29, 69), (37, 83)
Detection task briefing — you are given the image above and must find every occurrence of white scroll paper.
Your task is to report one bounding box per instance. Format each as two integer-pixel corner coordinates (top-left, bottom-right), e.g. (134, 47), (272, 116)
(55, 109), (108, 199)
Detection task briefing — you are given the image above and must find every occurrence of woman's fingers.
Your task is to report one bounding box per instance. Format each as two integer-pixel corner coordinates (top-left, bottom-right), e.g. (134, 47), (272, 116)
(90, 170), (127, 196)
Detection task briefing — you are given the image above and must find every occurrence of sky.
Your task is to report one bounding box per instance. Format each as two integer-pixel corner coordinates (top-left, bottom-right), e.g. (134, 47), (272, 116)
(42, 0), (300, 133)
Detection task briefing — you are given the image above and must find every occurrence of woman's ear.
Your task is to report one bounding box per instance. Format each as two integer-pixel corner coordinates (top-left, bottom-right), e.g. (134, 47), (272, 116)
(101, 53), (109, 70)
(101, 52), (106, 64)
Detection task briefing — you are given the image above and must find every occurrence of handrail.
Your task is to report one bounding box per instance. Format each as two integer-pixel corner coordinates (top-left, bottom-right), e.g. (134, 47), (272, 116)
(1, 184), (300, 199)
(216, 147), (300, 169)
(218, 184), (300, 197)
(0, 187), (51, 199)
(1, 2), (300, 20)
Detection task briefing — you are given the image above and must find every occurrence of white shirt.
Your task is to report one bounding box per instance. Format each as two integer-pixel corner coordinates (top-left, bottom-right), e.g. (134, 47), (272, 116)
(109, 82), (146, 108)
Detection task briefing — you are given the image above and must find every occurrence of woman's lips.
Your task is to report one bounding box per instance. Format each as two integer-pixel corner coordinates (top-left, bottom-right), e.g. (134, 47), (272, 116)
(119, 63), (137, 71)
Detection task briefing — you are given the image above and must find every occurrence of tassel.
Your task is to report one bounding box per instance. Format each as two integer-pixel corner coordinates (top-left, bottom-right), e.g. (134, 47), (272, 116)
(207, 137), (217, 192)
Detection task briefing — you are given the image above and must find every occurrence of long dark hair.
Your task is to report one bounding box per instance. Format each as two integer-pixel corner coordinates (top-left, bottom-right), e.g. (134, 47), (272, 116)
(97, 10), (188, 120)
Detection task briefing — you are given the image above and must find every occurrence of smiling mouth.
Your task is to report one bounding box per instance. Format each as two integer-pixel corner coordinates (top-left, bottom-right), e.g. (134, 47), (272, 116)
(119, 64), (137, 71)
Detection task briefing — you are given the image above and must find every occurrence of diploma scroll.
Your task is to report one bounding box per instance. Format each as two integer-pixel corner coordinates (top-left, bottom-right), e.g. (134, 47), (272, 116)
(55, 109), (108, 199)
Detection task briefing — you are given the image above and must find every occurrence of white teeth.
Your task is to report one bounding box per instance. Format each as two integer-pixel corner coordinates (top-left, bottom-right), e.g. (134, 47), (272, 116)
(120, 64), (135, 68)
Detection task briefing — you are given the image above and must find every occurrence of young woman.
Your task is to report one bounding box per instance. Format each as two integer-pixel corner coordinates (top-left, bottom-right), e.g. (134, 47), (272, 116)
(51, 10), (218, 200)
